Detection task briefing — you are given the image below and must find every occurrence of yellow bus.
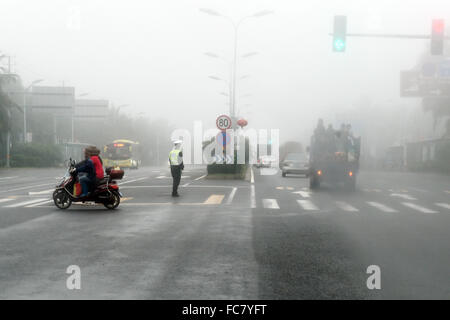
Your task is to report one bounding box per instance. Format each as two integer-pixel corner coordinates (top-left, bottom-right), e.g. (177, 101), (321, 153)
(103, 140), (140, 169)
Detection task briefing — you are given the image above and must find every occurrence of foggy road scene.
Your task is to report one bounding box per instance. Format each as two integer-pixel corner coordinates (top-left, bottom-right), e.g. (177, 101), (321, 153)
(1, 0), (450, 301)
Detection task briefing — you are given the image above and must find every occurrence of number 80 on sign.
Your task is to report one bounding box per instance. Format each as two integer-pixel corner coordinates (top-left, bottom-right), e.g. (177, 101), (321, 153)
(216, 115), (232, 131)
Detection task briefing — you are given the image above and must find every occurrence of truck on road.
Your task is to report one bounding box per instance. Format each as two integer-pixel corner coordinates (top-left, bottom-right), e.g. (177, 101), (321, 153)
(309, 125), (361, 190)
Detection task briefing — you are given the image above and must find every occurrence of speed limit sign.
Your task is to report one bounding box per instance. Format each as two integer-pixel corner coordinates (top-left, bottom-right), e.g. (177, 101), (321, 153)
(216, 114), (232, 131)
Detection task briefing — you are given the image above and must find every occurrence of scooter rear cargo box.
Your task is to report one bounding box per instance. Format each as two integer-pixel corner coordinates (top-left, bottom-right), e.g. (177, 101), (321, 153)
(108, 169), (124, 180)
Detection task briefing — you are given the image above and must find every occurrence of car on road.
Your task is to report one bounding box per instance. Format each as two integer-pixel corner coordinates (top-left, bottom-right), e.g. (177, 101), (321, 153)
(281, 152), (309, 177)
(256, 155), (277, 168)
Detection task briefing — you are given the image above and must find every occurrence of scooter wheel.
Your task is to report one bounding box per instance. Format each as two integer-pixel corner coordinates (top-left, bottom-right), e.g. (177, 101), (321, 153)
(104, 191), (120, 210)
(53, 189), (72, 209)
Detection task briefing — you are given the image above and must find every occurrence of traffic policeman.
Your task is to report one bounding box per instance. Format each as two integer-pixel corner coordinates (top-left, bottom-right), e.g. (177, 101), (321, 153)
(169, 140), (184, 197)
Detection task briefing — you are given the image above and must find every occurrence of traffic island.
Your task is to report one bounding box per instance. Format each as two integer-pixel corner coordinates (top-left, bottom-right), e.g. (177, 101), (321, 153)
(206, 163), (249, 180)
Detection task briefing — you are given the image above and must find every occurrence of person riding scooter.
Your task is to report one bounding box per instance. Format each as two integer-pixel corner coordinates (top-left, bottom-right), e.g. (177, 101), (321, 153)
(86, 146), (104, 183)
(71, 148), (96, 198)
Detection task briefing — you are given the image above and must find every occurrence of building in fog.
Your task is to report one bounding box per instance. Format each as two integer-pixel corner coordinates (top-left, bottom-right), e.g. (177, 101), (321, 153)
(73, 99), (109, 145)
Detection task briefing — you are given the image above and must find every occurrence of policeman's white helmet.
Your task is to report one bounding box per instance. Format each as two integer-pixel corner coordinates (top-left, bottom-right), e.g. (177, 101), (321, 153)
(173, 139), (183, 145)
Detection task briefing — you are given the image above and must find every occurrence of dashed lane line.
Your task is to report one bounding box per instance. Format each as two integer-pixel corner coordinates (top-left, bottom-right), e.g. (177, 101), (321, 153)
(335, 201), (359, 212)
(226, 187), (237, 205)
(435, 203), (450, 210)
(402, 202), (438, 214)
(367, 201), (398, 213)
(390, 193), (417, 201)
(0, 198), (15, 204)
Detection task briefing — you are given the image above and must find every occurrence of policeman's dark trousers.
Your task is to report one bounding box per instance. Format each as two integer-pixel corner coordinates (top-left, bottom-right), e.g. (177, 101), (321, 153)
(170, 165), (182, 195)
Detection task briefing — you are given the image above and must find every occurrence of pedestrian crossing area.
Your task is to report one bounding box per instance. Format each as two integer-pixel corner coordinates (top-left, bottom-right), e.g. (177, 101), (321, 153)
(0, 187), (449, 214)
(260, 197), (450, 215)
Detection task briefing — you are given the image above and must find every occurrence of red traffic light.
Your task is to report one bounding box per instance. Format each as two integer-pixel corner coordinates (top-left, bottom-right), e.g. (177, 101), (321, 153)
(432, 19), (444, 34)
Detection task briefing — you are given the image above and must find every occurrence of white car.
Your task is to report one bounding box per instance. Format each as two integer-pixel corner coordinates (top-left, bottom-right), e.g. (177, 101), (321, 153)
(256, 155), (277, 168)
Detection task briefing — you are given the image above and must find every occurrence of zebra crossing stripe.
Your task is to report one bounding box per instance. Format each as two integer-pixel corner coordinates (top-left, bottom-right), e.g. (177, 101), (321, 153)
(367, 201), (398, 213)
(297, 200), (319, 211)
(0, 198), (14, 204)
(402, 202), (438, 214)
(435, 203), (450, 210)
(263, 199), (280, 209)
(335, 201), (359, 212)
(292, 191), (311, 198)
(4, 198), (48, 208)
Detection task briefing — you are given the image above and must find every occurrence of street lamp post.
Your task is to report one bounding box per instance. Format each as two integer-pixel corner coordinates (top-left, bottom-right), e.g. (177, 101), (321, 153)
(205, 52), (257, 118)
(200, 8), (273, 123)
(208, 75), (232, 115)
(23, 79), (43, 143)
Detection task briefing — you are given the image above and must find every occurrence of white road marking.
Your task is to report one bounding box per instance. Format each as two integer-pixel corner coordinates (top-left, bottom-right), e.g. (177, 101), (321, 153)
(194, 174), (206, 181)
(292, 190), (311, 198)
(250, 167), (256, 208)
(263, 199), (280, 209)
(335, 201), (359, 212)
(0, 183), (55, 194)
(182, 174), (206, 187)
(390, 193), (417, 201)
(297, 200), (319, 211)
(121, 185), (238, 189)
(367, 201), (398, 213)
(364, 189), (382, 193)
(158, 175), (190, 179)
(250, 185), (256, 209)
(26, 199), (53, 208)
(402, 202), (438, 214)
(4, 198), (48, 208)
(226, 187), (237, 205)
(435, 203), (450, 210)
(28, 189), (54, 195)
(0, 176), (18, 180)
(0, 198), (14, 204)
(119, 177), (147, 185)
(251, 167), (255, 184)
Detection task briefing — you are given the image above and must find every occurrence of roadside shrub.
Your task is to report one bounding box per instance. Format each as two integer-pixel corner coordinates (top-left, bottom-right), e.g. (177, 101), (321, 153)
(10, 143), (63, 167)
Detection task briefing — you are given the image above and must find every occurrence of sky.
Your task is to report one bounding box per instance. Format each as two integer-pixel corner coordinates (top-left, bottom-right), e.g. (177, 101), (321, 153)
(1, 0), (449, 145)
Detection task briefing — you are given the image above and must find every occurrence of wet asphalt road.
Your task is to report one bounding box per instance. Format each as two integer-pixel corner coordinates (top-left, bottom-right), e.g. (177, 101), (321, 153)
(0, 166), (449, 299)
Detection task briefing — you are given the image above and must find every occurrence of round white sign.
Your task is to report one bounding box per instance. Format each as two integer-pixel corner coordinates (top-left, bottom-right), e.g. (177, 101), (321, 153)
(216, 115), (232, 131)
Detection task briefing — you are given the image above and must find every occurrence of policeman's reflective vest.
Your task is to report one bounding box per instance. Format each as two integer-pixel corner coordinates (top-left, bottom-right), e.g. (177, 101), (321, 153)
(169, 149), (182, 165)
